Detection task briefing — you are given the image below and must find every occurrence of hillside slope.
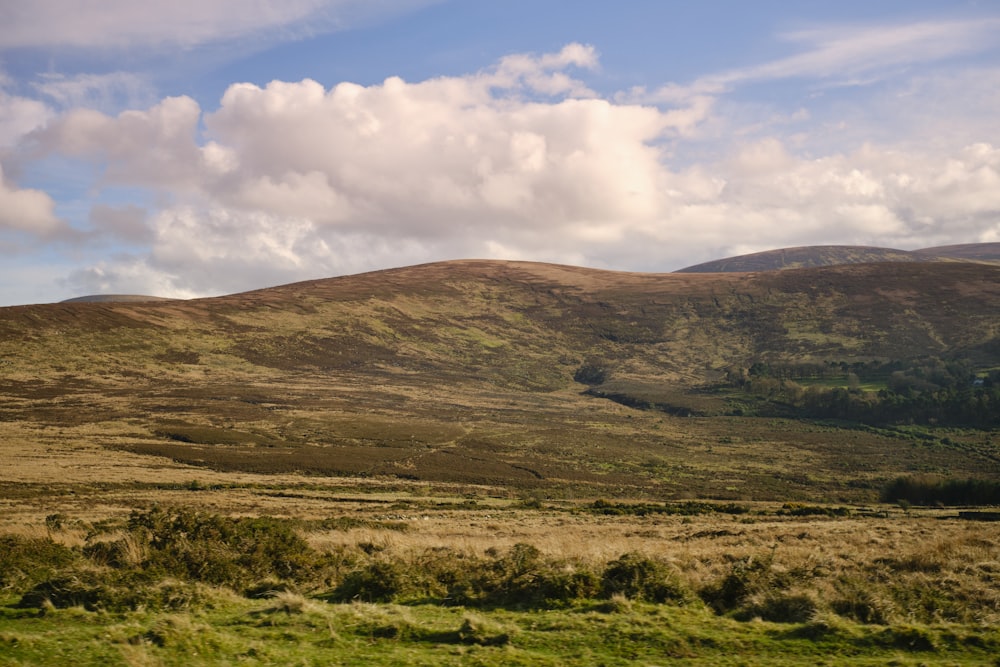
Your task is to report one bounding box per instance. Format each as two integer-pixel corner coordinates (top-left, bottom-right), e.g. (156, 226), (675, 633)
(676, 242), (1000, 273)
(2, 260), (999, 499)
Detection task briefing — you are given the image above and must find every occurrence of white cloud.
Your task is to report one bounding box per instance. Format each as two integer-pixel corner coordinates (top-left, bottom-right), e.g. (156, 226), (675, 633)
(486, 43), (600, 98)
(18, 40), (1000, 299)
(32, 71), (157, 112)
(0, 164), (65, 236)
(32, 95), (204, 189)
(0, 91), (52, 147)
(0, 0), (433, 50)
(714, 18), (1000, 90)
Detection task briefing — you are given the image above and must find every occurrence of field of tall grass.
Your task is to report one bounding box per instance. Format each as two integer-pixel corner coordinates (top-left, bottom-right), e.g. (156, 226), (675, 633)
(3, 492), (1000, 665)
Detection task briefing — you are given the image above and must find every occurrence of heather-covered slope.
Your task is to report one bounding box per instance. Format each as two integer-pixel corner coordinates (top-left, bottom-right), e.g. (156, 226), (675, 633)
(676, 242), (1000, 273)
(2, 259), (999, 499)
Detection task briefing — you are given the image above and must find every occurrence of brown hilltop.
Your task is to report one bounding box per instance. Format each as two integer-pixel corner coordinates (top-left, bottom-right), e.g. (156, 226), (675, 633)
(676, 242), (1000, 273)
(4, 258), (1000, 385)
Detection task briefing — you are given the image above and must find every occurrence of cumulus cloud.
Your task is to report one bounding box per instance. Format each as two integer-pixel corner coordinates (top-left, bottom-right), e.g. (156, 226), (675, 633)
(0, 164), (65, 237)
(22, 40), (1000, 298)
(32, 95), (204, 189)
(0, 91), (52, 147)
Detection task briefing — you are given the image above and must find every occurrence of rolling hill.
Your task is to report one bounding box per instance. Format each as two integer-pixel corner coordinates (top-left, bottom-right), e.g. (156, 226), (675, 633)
(675, 242), (1000, 273)
(60, 294), (178, 303)
(2, 259), (999, 500)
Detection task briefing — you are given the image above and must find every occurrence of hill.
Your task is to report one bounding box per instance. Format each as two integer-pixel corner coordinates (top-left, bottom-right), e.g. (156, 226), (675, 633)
(2, 259), (999, 500)
(60, 294), (177, 303)
(675, 242), (1000, 273)
(915, 242), (1000, 262)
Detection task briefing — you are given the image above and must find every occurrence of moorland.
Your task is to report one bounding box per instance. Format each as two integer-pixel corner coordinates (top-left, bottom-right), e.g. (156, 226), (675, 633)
(2, 256), (999, 665)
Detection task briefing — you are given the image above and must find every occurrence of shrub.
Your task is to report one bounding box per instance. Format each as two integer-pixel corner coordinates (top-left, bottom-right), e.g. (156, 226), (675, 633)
(329, 561), (406, 603)
(738, 591), (819, 623)
(830, 580), (894, 625)
(574, 362), (608, 385)
(601, 552), (688, 603)
(479, 543), (599, 608)
(700, 552), (781, 615)
(120, 507), (323, 589)
(0, 535), (80, 592)
(18, 570), (224, 613)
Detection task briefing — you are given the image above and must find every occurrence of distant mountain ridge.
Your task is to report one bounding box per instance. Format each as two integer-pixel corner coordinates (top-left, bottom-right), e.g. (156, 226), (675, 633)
(60, 295), (178, 303)
(675, 242), (1000, 273)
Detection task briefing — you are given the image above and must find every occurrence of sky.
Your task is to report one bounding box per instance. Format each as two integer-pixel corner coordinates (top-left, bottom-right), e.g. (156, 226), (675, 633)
(1, 1), (999, 305)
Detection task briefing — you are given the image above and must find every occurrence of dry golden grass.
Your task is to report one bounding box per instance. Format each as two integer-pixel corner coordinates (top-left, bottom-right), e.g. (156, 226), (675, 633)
(301, 507), (1000, 625)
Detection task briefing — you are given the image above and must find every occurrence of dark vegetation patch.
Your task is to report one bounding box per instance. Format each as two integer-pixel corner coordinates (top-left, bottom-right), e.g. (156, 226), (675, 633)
(582, 388), (700, 416)
(153, 422), (284, 447)
(881, 475), (1000, 506)
(154, 349), (201, 364)
(587, 500), (751, 516)
(724, 357), (1000, 428)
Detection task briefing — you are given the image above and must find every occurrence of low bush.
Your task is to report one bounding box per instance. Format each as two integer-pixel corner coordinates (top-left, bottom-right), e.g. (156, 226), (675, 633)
(830, 581), (894, 625)
(589, 500), (751, 517)
(600, 552), (688, 603)
(737, 591), (819, 623)
(477, 543), (599, 608)
(700, 551), (785, 616)
(123, 506), (326, 589)
(0, 534), (80, 592)
(328, 561), (406, 603)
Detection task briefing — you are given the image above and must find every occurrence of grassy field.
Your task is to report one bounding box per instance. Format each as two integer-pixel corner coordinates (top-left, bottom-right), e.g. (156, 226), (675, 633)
(2, 259), (1000, 664)
(2, 476), (1000, 665)
(2, 428), (1000, 665)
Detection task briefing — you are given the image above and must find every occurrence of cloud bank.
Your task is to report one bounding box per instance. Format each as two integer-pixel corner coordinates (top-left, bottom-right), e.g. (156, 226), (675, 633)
(5, 19), (1000, 300)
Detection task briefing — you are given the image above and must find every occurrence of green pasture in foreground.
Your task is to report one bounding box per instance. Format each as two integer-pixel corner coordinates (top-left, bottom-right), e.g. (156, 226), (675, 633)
(2, 594), (998, 666)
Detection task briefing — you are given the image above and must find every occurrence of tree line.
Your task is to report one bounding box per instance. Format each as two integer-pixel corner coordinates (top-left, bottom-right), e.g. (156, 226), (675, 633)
(727, 357), (1000, 428)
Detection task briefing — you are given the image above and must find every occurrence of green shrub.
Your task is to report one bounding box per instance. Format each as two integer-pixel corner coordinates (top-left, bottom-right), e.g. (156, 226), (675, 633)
(120, 507), (323, 589)
(830, 580), (894, 625)
(738, 591), (819, 623)
(18, 570), (224, 613)
(601, 552), (688, 603)
(329, 561), (406, 603)
(0, 535), (80, 592)
(479, 543), (599, 608)
(700, 552), (781, 615)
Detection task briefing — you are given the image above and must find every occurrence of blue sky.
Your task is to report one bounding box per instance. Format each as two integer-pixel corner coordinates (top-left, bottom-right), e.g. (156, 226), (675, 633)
(1, 1), (999, 305)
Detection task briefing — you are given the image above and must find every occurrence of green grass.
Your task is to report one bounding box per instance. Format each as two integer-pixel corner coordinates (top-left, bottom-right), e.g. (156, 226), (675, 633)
(3, 595), (999, 666)
(5, 502), (1000, 665)
(795, 376), (887, 392)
